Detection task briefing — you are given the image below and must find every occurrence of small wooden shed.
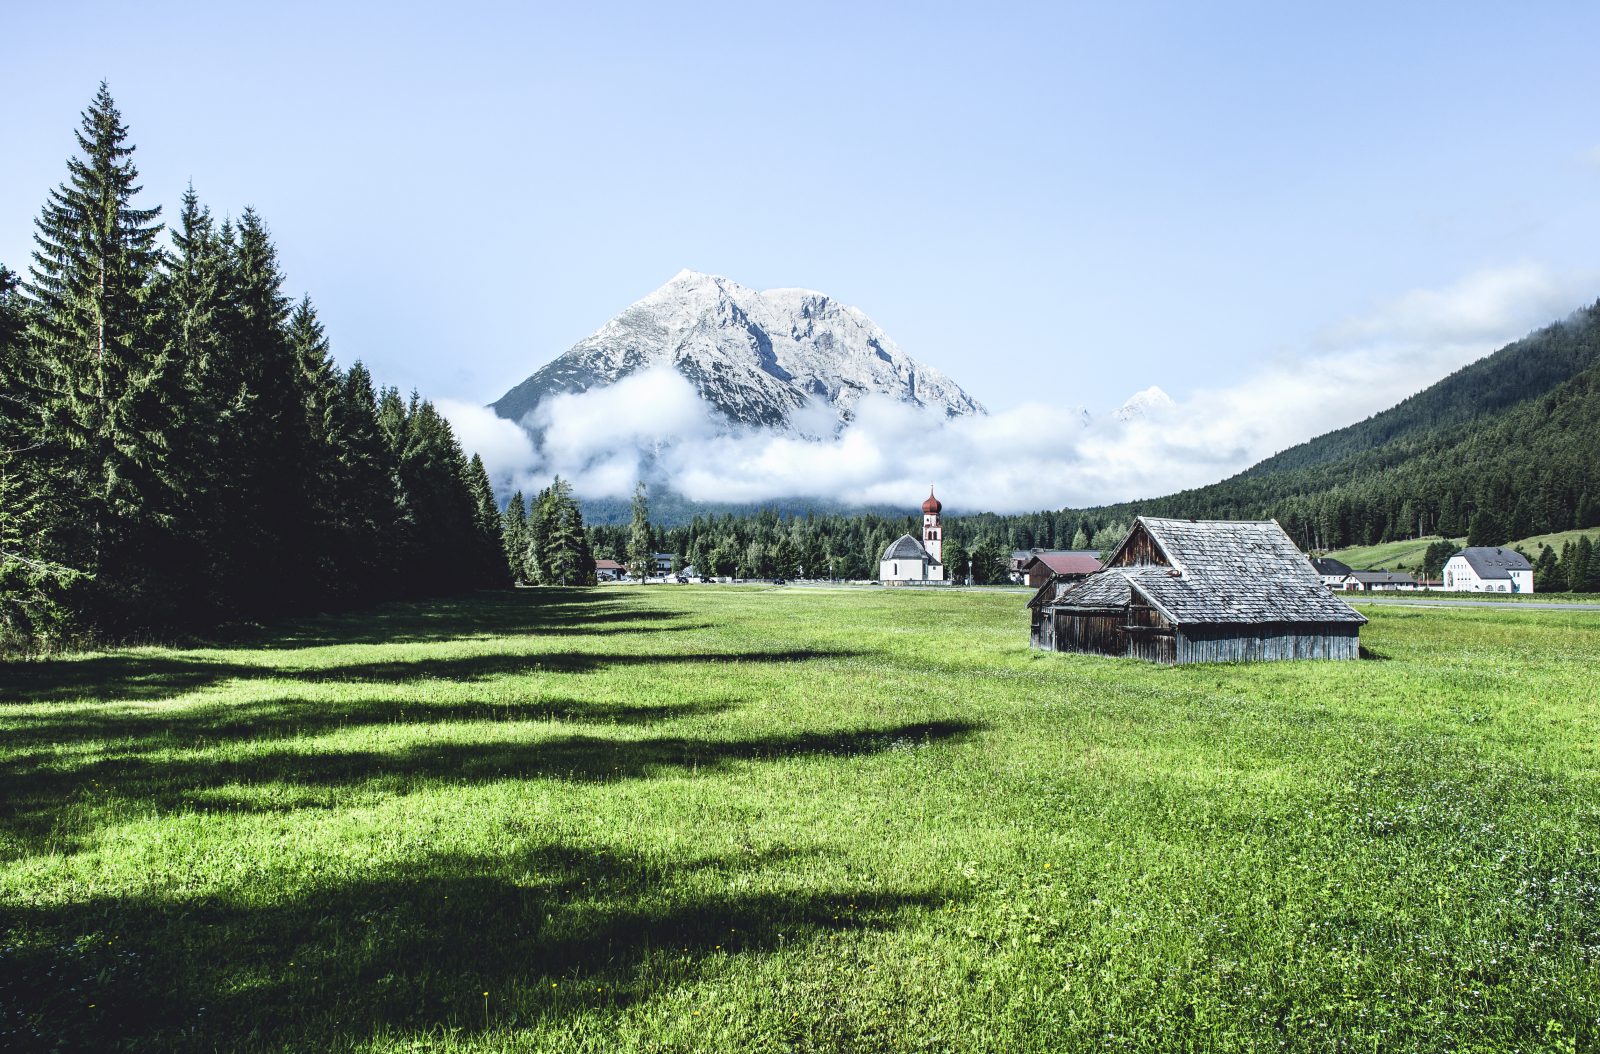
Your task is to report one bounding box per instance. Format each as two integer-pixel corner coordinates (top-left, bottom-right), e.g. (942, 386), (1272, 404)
(1028, 517), (1366, 663)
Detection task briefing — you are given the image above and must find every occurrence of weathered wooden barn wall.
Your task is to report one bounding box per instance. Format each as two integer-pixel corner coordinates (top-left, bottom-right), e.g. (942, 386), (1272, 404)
(1107, 526), (1165, 568)
(1175, 623), (1359, 663)
(1046, 608), (1358, 664)
(1030, 608), (1055, 650)
(1123, 602), (1175, 663)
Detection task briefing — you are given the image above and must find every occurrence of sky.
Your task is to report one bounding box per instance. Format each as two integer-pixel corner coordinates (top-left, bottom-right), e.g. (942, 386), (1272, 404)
(5, 3), (1600, 510)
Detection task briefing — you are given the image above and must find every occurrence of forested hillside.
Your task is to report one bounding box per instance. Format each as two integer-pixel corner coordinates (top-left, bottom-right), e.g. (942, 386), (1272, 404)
(0, 86), (511, 647)
(1242, 304), (1600, 477)
(1073, 340), (1600, 553)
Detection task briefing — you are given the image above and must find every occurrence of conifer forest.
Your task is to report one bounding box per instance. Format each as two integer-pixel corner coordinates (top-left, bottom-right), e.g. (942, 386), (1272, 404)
(0, 86), (518, 647)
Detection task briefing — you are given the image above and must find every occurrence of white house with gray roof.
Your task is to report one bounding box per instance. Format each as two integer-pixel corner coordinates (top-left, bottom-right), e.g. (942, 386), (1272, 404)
(1443, 547), (1533, 593)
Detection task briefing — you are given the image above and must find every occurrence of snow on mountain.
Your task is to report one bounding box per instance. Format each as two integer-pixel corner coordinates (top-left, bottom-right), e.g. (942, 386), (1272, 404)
(1112, 385), (1176, 422)
(491, 269), (985, 436)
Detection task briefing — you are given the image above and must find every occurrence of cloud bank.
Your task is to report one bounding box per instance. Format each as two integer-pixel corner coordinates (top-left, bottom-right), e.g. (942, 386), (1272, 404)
(442, 264), (1595, 513)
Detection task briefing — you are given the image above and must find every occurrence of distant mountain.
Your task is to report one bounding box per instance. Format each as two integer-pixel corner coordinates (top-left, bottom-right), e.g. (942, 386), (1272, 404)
(1073, 300), (1600, 550)
(491, 270), (985, 435)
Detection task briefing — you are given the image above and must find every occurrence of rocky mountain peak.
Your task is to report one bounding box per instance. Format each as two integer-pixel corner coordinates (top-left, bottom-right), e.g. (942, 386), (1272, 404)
(491, 270), (986, 435)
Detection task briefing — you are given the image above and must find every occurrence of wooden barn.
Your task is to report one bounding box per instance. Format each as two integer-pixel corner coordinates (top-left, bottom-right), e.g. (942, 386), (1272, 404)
(1028, 517), (1366, 663)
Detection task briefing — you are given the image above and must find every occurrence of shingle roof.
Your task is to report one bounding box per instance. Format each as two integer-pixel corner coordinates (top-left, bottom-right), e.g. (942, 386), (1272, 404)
(1026, 553), (1103, 576)
(1311, 557), (1353, 577)
(1457, 546), (1531, 579)
(1043, 517), (1366, 625)
(1346, 571), (1416, 585)
(882, 534), (933, 562)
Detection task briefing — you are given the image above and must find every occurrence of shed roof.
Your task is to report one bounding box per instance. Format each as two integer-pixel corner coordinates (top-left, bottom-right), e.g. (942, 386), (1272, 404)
(1024, 552), (1103, 577)
(1346, 570), (1416, 585)
(1456, 546), (1531, 579)
(882, 534), (934, 562)
(1046, 516), (1366, 626)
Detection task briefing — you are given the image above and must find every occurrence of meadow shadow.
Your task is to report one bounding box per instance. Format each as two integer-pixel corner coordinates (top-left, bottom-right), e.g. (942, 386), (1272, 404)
(2, 844), (956, 1051)
(0, 719), (979, 855)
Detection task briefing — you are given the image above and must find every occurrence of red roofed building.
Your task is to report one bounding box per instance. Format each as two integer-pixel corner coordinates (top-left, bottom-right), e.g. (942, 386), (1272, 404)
(595, 559), (625, 581)
(1020, 551), (1102, 588)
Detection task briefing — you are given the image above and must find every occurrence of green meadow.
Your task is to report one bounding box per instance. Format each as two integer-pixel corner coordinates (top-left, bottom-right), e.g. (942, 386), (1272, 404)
(1326, 527), (1600, 574)
(2, 587), (1597, 1053)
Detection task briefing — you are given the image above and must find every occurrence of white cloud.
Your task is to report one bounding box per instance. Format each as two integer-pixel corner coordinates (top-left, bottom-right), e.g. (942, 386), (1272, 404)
(435, 398), (539, 491)
(464, 264), (1596, 512)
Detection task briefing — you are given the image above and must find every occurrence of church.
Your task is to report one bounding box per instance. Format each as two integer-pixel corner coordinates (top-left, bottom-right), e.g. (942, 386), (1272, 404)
(879, 487), (948, 583)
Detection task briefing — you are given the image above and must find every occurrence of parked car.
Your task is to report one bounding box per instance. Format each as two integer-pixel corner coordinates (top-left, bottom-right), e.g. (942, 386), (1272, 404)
(771, 577), (786, 585)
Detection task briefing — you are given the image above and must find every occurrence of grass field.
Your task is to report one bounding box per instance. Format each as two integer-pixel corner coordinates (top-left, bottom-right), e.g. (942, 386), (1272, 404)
(3, 587), (1598, 1052)
(1327, 527), (1600, 573)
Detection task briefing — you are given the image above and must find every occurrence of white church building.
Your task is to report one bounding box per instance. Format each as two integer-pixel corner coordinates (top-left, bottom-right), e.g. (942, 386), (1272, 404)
(879, 488), (948, 584)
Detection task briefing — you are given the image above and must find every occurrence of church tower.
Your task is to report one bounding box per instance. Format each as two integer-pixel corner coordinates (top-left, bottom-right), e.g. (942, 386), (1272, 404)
(922, 486), (943, 565)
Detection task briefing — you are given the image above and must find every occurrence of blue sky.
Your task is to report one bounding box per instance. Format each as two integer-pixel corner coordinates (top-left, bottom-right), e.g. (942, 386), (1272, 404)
(5, 3), (1600, 506)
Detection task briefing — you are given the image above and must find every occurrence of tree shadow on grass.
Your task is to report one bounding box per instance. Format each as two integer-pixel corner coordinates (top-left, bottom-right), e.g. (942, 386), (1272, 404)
(297, 647), (862, 684)
(2, 590), (709, 705)
(0, 694), (743, 751)
(2, 644), (856, 706)
(0, 720), (980, 857)
(250, 588), (684, 649)
(0, 844), (958, 1053)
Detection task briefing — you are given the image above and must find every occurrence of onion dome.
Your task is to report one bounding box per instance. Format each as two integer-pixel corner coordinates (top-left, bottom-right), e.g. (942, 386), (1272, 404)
(921, 487), (942, 516)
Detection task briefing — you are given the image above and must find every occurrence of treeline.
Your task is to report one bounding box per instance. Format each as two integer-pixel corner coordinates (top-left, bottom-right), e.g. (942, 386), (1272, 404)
(578, 500), (1129, 583)
(0, 85), (505, 647)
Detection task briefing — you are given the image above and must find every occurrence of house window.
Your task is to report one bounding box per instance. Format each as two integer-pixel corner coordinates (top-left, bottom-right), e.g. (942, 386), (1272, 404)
(892, 562), (897, 576)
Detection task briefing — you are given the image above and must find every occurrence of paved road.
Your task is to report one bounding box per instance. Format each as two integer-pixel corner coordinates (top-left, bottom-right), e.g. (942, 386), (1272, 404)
(1352, 597), (1600, 612)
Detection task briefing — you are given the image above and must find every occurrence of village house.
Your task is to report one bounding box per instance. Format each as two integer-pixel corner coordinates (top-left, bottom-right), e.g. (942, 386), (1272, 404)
(1443, 547), (1534, 593)
(1340, 570), (1418, 592)
(880, 488), (947, 584)
(1029, 517), (1366, 663)
(594, 559), (625, 581)
(1310, 556), (1353, 588)
(1019, 551), (1102, 589)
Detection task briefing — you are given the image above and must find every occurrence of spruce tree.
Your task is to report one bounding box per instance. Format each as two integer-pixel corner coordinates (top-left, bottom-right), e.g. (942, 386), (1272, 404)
(25, 83), (173, 619)
(1, 263), (86, 643)
(465, 453), (509, 587)
(330, 363), (406, 597)
(627, 480), (654, 580)
(500, 491), (528, 584)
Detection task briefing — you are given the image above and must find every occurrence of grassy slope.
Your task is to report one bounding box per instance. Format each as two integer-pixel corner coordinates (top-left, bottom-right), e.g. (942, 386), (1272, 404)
(3, 588), (1598, 1053)
(1328, 526), (1600, 572)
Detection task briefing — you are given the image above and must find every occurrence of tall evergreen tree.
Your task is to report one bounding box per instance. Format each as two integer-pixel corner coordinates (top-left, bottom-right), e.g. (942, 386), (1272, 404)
(627, 480), (654, 580)
(500, 491), (528, 584)
(465, 453), (510, 587)
(25, 84), (173, 618)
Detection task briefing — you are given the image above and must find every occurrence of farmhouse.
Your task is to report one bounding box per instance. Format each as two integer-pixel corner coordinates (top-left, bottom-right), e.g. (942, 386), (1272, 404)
(1443, 546), (1533, 593)
(1310, 556), (1353, 587)
(1019, 551), (1102, 588)
(1029, 517), (1366, 663)
(1340, 570), (1418, 592)
(594, 559), (625, 581)
(880, 487), (947, 583)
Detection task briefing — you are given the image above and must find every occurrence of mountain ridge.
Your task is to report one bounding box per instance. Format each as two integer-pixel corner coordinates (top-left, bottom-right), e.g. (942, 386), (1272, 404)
(491, 269), (985, 435)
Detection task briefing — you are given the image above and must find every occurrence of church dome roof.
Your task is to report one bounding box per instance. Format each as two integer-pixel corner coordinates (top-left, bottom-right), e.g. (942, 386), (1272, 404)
(882, 534), (930, 561)
(922, 487), (942, 515)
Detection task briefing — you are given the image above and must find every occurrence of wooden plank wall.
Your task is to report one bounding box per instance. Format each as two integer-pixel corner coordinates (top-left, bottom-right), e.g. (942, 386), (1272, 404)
(1176, 624), (1359, 663)
(1108, 525), (1167, 567)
